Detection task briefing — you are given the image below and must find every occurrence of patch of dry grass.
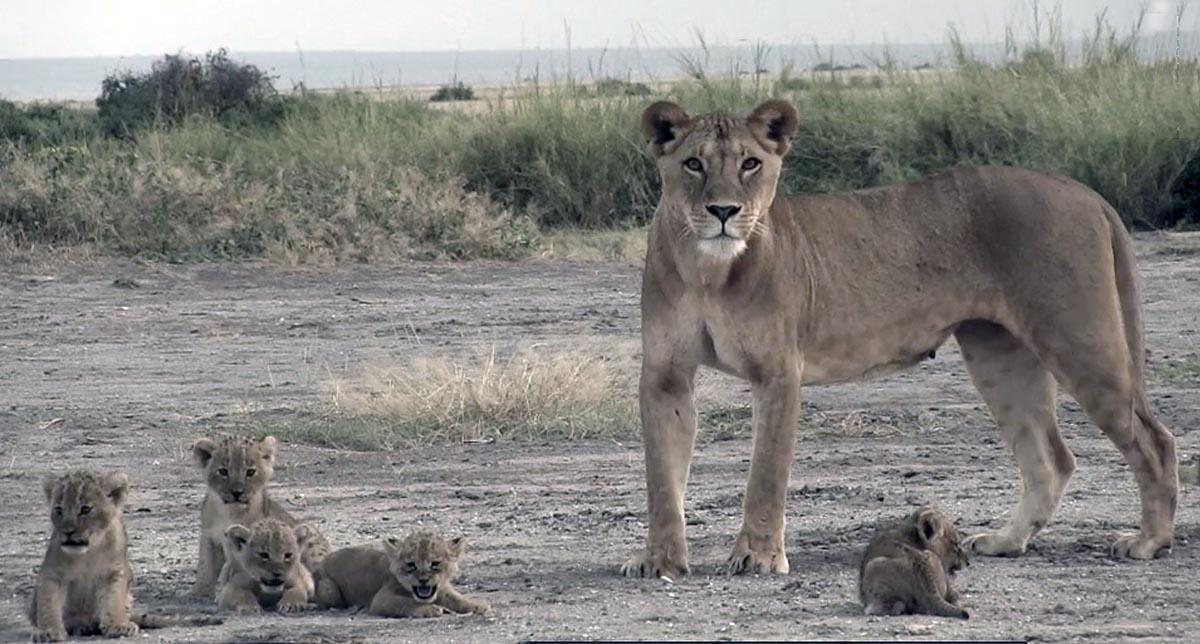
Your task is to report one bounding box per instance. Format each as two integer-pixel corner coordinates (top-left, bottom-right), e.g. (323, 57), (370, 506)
(536, 227), (648, 263)
(280, 343), (638, 449)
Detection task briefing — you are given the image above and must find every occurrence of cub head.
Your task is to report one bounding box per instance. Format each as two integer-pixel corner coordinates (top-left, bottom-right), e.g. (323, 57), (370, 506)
(641, 99), (798, 261)
(382, 530), (465, 604)
(42, 470), (129, 556)
(192, 435), (277, 506)
(911, 506), (968, 574)
(224, 519), (302, 595)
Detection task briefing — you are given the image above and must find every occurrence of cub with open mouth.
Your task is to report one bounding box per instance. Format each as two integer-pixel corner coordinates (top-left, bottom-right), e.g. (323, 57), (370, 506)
(217, 519), (315, 614)
(315, 529), (492, 618)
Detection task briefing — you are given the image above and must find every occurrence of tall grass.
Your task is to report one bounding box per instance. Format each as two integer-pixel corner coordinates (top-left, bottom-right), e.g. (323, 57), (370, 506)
(2, 18), (1198, 261)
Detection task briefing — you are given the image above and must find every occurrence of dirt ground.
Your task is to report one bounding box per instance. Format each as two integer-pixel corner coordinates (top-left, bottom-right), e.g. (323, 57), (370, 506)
(1, 233), (1199, 643)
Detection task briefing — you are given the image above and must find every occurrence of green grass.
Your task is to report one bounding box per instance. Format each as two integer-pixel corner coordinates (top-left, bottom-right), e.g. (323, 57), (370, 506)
(2, 19), (1199, 261)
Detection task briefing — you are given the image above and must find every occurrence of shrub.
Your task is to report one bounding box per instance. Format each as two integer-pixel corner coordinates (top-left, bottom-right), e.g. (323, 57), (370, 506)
(430, 81), (474, 102)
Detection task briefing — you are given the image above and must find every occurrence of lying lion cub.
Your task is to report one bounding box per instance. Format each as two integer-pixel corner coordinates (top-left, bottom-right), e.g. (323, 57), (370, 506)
(315, 530), (492, 618)
(30, 470), (222, 642)
(191, 435), (330, 598)
(217, 518), (315, 613)
(859, 506), (970, 619)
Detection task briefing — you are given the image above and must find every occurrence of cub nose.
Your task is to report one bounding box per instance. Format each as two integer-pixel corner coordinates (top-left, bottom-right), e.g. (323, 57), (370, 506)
(705, 204), (741, 223)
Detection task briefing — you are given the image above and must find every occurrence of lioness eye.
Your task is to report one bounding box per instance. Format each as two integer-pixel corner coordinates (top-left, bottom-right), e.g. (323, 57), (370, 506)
(741, 157), (761, 171)
(683, 157), (703, 172)
(217, 468), (228, 477)
(79, 505), (92, 516)
(258, 552), (270, 560)
(246, 468), (256, 477)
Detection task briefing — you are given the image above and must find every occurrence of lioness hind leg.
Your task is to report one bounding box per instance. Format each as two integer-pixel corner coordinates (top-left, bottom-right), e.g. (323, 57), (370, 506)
(956, 321), (1075, 557)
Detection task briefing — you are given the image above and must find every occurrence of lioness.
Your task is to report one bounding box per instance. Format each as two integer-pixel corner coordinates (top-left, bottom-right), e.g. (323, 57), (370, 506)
(859, 507), (969, 619)
(30, 471), (222, 642)
(621, 99), (1178, 578)
(191, 435), (329, 597)
(217, 519), (314, 613)
(315, 530), (492, 618)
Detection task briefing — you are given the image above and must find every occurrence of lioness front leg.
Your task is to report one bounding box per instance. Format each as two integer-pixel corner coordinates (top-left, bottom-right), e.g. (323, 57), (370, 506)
(729, 374), (799, 575)
(621, 360), (698, 579)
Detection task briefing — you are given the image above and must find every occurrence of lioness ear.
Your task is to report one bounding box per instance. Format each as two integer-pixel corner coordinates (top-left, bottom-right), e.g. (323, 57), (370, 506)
(225, 524), (251, 551)
(42, 474), (59, 505)
(641, 101), (692, 157)
(192, 438), (217, 469)
(259, 436), (278, 462)
(450, 535), (467, 557)
(104, 472), (130, 507)
(747, 99), (799, 156)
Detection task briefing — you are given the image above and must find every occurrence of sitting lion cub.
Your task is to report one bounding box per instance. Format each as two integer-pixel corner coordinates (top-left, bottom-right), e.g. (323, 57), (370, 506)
(315, 530), (492, 618)
(191, 435), (330, 598)
(217, 519), (314, 613)
(858, 506), (970, 619)
(30, 471), (222, 642)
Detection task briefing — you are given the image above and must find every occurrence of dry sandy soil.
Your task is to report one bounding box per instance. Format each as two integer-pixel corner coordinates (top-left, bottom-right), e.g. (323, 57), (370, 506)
(1, 233), (1198, 643)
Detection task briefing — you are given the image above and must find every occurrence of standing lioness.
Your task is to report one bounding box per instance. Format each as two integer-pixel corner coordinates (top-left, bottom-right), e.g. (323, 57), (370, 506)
(621, 99), (1178, 579)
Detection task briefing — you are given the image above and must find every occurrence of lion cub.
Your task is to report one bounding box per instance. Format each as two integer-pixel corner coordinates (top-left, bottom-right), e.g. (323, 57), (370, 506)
(315, 530), (492, 618)
(191, 435), (330, 598)
(30, 471), (222, 642)
(858, 506), (970, 619)
(217, 519), (314, 613)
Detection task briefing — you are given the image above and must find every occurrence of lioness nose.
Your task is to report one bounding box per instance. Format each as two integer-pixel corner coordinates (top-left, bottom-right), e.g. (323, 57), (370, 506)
(705, 204), (741, 222)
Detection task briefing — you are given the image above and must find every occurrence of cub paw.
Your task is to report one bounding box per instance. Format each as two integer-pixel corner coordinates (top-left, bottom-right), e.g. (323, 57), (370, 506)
(277, 600), (309, 614)
(1111, 532), (1171, 560)
(471, 601), (495, 617)
(233, 603), (263, 615)
(408, 604), (445, 619)
(963, 531), (1025, 557)
(619, 547), (688, 580)
(101, 622), (140, 638)
(30, 628), (66, 643)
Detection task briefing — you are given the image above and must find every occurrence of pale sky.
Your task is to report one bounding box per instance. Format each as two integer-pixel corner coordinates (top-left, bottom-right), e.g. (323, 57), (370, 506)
(0, 0), (1189, 59)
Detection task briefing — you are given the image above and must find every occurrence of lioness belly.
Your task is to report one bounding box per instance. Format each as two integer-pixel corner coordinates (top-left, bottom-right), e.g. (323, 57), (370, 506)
(800, 325), (955, 386)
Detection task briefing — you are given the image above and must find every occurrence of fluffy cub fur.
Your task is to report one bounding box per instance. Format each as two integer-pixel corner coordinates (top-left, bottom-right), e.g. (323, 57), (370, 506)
(858, 506), (970, 619)
(316, 530), (491, 618)
(217, 519), (314, 613)
(191, 435), (329, 597)
(29, 470), (221, 642)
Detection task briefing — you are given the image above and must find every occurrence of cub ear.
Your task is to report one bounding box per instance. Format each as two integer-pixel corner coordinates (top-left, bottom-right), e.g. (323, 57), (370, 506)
(225, 524), (251, 551)
(449, 535), (467, 557)
(915, 508), (943, 546)
(293, 524), (313, 544)
(259, 436), (278, 462)
(747, 99), (799, 156)
(104, 472), (130, 507)
(192, 437), (217, 469)
(382, 536), (401, 556)
(640, 101), (692, 157)
(42, 474), (59, 505)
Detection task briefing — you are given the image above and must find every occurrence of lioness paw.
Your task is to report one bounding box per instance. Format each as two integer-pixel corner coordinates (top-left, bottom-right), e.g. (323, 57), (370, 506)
(101, 622), (139, 638)
(963, 531), (1026, 558)
(619, 549), (688, 580)
(1111, 532), (1171, 560)
(727, 535), (788, 575)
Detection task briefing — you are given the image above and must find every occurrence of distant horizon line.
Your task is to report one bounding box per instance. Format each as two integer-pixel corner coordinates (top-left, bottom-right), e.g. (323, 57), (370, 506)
(7, 29), (1196, 62)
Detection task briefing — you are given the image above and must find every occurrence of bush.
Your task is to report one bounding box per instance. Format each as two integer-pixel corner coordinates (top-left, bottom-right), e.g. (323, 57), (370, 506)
(430, 81), (474, 102)
(95, 49), (289, 137)
(0, 100), (97, 146)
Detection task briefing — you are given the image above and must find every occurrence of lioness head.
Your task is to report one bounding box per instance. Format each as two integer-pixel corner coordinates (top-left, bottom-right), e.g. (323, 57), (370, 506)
(42, 470), (129, 556)
(641, 99), (798, 260)
(225, 519), (304, 595)
(911, 506), (968, 574)
(382, 530), (465, 604)
(192, 435), (277, 506)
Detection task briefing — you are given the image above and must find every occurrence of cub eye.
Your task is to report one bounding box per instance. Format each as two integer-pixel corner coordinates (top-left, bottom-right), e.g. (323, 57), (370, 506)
(741, 157), (761, 172)
(430, 561), (441, 571)
(246, 468), (256, 477)
(54, 506), (63, 516)
(217, 468), (228, 477)
(79, 505), (92, 516)
(404, 562), (417, 572)
(682, 157), (703, 173)
(258, 552), (270, 560)
(283, 552), (293, 561)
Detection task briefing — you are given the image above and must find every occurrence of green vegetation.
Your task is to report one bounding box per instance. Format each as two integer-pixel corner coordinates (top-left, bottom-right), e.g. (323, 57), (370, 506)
(1, 18), (1198, 262)
(430, 80), (475, 102)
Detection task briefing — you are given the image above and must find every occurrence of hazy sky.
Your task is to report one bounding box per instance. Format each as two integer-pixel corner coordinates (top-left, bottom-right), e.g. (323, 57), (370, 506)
(0, 0), (1190, 59)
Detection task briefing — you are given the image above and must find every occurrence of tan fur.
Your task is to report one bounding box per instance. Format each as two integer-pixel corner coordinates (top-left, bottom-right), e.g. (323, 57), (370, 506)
(859, 507), (970, 619)
(217, 519), (313, 614)
(622, 99), (1179, 578)
(316, 530), (492, 618)
(191, 435), (329, 598)
(29, 471), (222, 642)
